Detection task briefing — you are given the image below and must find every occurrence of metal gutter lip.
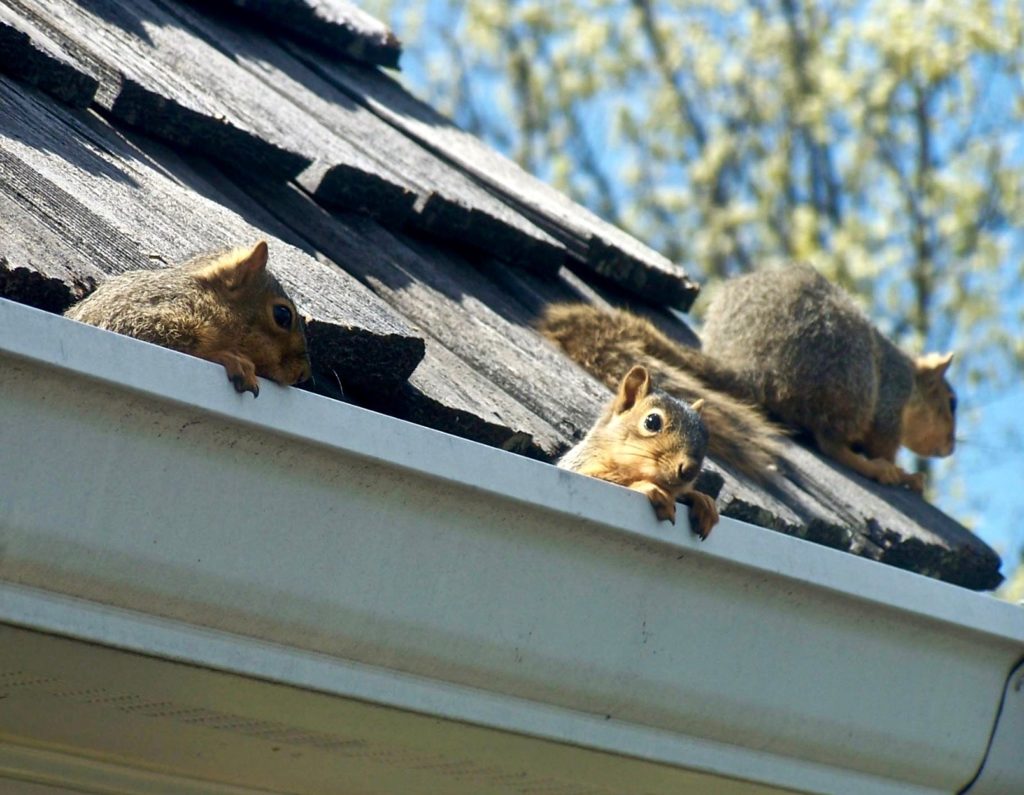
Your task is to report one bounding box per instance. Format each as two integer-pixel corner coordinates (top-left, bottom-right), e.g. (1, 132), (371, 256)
(2, 298), (1021, 644)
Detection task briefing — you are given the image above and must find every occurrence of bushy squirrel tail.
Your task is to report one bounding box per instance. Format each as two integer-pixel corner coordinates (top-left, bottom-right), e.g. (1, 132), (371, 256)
(538, 303), (783, 481)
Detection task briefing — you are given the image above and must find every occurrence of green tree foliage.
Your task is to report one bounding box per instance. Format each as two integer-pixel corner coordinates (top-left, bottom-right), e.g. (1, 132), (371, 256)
(369, 0), (1024, 564)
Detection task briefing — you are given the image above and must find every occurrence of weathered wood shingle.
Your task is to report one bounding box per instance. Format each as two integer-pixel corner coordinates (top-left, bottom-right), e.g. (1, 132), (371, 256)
(11, 0), (415, 216)
(776, 442), (1001, 589)
(162, 3), (566, 274)
(190, 0), (403, 69)
(294, 55), (702, 310)
(0, 4), (97, 107)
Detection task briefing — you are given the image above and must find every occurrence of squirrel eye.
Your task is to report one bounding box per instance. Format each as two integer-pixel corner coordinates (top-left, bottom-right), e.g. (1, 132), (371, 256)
(643, 413), (662, 433)
(949, 394), (958, 414)
(273, 304), (293, 330)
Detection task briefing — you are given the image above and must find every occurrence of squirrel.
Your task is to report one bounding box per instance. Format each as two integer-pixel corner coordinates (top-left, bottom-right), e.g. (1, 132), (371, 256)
(700, 263), (955, 491)
(540, 305), (784, 482)
(64, 240), (311, 396)
(558, 365), (719, 539)
(540, 263), (956, 492)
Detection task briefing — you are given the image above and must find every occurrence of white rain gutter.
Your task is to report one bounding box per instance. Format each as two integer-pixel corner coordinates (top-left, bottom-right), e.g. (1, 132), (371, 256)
(1, 298), (1022, 795)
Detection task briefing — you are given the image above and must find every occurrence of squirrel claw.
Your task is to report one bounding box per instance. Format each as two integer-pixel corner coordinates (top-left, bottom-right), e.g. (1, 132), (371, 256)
(685, 491), (720, 540)
(229, 373), (259, 397)
(219, 354), (260, 397)
(653, 500), (676, 524)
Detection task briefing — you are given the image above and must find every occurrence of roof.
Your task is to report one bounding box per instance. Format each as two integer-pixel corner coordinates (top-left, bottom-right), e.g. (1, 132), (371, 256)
(0, 0), (1002, 590)
(3, 305), (1023, 794)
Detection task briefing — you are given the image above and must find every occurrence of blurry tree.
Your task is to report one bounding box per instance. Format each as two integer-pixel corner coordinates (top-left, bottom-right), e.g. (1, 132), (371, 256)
(368, 0), (1024, 563)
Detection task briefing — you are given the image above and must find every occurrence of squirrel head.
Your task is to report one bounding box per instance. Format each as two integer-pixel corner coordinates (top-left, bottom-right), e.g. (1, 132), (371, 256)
(598, 365), (709, 492)
(902, 352), (956, 457)
(192, 241), (312, 386)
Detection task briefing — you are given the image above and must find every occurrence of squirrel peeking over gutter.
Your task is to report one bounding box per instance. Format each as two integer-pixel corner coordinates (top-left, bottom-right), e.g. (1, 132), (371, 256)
(558, 365), (720, 539)
(64, 241), (311, 397)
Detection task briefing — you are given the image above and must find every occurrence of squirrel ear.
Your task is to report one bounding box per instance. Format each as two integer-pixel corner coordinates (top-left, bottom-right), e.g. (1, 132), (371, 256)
(917, 351), (954, 378)
(194, 241), (269, 291)
(245, 240), (269, 269)
(613, 365), (651, 414)
(232, 240), (269, 287)
(690, 398), (705, 417)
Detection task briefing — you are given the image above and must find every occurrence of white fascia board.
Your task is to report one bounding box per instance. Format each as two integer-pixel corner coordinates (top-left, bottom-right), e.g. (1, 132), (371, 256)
(0, 584), (939, 795)
(1, 298), (1023, 794)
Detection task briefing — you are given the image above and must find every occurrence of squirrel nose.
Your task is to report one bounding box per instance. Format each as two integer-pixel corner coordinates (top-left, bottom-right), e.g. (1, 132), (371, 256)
(678, 461), (700, 483)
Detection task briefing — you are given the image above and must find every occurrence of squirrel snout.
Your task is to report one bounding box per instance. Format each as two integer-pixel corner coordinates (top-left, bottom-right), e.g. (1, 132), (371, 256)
(678, 461), (700, 483)
(298, 357), (313, 385)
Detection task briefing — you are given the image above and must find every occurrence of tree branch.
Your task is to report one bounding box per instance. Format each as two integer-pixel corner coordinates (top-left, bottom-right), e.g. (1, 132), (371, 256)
(631, 0), (751, 273)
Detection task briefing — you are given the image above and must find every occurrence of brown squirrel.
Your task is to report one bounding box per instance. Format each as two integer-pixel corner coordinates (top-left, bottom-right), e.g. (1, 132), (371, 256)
(541, 306), (783, 482)
(558, 365), (719, 539)
(541, 264), (956, 492)
(65, 241), (311, 396)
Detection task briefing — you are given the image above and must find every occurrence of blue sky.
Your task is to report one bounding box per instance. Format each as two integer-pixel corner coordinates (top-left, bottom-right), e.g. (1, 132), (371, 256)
(938, 385), (1023, 572)
(379, 2), (1024, 578)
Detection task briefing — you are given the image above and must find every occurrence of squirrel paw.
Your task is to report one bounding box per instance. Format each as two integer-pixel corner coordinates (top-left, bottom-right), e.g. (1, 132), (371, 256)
(684, 491), (719, 540)
(652, 497), (677, 524)
(872, 459), (924, 492)
(228, 368), (260, 397)
(629, 481), (676, 524)
(903, 471), (926, 493)
(213, 352), (260, 397)
(872, 460), (904, 486)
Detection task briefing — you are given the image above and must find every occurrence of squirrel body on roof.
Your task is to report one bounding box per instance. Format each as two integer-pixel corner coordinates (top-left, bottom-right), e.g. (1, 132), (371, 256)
(559, 365), (719, 539)
(540, 263), (956, 492)
(65, 240), (311, 396)
(701, 263), (955, 490)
